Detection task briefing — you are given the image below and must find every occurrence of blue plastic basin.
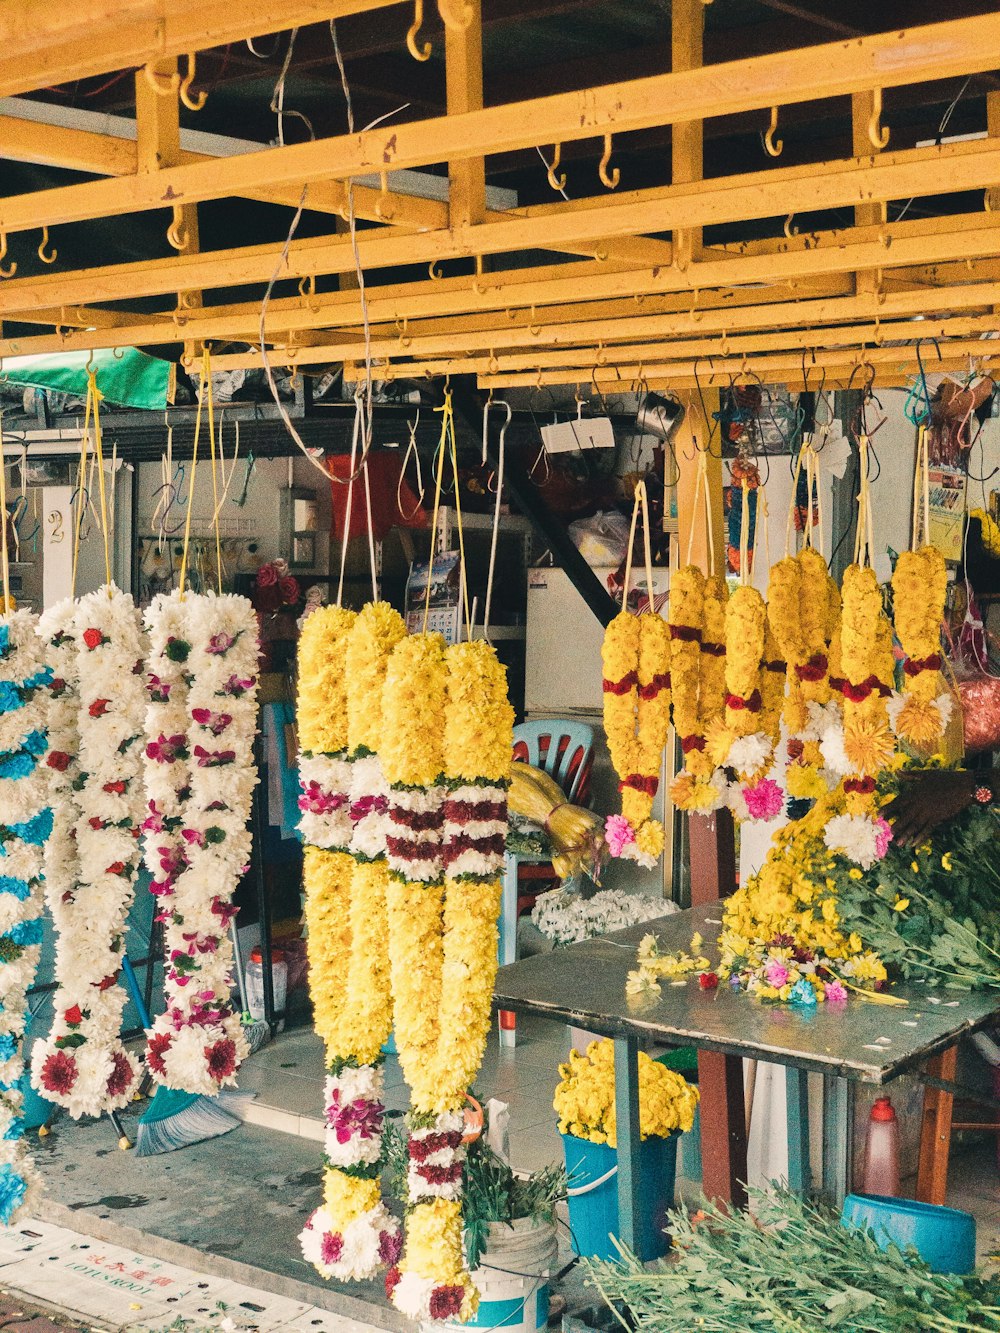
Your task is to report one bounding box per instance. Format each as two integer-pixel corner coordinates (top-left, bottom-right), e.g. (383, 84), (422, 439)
(841, 1193), (976, 1274)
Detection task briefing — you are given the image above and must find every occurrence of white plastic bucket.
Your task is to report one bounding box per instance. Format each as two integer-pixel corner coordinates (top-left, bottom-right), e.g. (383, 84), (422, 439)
(245, 947), (287, 1021)
(428, 1218), (557, 1333)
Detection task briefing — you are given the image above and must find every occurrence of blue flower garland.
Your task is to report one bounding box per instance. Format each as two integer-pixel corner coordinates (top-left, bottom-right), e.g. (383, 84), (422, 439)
(0, 609), (51, 1224)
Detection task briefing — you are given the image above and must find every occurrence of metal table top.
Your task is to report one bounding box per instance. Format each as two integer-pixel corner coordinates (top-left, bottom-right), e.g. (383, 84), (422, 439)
(494, 901), (1000, 1084)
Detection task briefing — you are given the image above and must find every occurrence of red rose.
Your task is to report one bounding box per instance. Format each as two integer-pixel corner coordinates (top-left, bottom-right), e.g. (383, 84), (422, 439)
(103, 780), (126, 795)
(106, 861), (126, 876)
(82, 628), (103, 650)
(89, 817), (105, 830)
(64, 1004), (83, 1026)
(89, 698), (110, 718)
(47, 751), (70, 772)
(699, 972), (719, 990)
(278, 576), (300, 605)
(95, 972), (119, 992)
(255, 563), (278, 588)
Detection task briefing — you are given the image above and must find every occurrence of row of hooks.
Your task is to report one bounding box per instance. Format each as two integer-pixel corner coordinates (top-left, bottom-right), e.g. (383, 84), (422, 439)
(144, 54), (207, 112)
(762, 89), (889, 158)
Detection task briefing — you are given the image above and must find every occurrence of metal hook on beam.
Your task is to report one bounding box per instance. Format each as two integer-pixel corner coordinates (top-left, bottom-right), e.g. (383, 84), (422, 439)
(0, 233), (16, 279)
(179, 53), (207, 111)
(868, 88), (890, 149)
(166, 205), (189, 252)
(406, 0), (432, 61)
(598, 133), (620, 190)
(144, 61), (180, 96)
(546, 144), (567, 193)
(763, 106), (783, 158)
(37, 227), (57, 265)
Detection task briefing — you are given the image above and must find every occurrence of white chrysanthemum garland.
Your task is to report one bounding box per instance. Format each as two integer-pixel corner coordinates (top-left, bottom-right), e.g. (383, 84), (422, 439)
(31, 588), (146, 1118)
(0, 608), (52, 1225)
(141, 591), (258, 1096)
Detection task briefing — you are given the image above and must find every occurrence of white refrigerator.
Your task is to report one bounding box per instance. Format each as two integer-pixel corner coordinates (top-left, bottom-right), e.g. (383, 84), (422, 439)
(524, 566), (672, 897)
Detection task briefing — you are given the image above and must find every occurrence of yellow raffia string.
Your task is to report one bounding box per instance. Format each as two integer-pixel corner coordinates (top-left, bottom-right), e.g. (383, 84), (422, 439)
(422, 392), (451, 634)
(70, 386), (93, 597)
(177, 355), (208, 599)
(85, 370), (114, 594)
(739, 478), (750, 585)
(0, 410), (9, 610)
(853, 435), (875, 570)
(784, 445), (805, 558)
(443, 393), (472, 642)
(203, 349), (223, 594)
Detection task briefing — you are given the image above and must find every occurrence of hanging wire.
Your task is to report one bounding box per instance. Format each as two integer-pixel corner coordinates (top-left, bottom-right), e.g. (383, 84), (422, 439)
(893, 77), (971, 224)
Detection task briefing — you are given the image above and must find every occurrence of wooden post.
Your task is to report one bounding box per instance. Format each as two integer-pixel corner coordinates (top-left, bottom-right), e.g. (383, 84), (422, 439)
(445, 0), (486, 231)
(917, 1045), (957, 1206)
(671, 0), (704, 272)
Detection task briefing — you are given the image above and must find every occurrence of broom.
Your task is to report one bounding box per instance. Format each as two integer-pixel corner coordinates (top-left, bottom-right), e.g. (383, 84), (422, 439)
(121, 955), (242, 1157)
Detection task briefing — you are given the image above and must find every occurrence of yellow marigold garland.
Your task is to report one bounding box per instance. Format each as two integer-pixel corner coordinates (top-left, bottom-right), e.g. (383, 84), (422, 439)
(767, 556), (808, 739)
(890, 546), (950, 747)
(698, 575), (728, 735)
(836, 565), (896, 804)
(602, 611), (642, 792)
(302, 846), (353, 1056)
(669, 566), (720, 807)
(434, 877), (502, 1107)
(297, 606), (355, 754)
(444, 640), (514, 783)
(382, 633), (448, 789)
(347, 601), (407, 755)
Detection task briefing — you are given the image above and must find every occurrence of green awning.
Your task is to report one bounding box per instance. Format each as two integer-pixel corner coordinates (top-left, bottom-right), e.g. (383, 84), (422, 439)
(0, 348), (173, 411)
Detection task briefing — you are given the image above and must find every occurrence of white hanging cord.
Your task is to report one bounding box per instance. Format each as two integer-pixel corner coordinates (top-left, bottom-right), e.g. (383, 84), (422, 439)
(396, 411), (425, 521)
(361, 452), (379, 602)
(481, 399), (511, 642)
(335, 394), (364, 607)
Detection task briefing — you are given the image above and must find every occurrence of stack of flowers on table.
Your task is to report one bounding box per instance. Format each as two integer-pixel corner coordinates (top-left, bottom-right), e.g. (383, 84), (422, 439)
(140, 590), (258, 1095)
(531, 885), (672, 947)
(0, 603), (52, 1223)
(32, 587), (146, 1117)
(298, 602), (404, 1285)
(379, 630), (514, 1325)
(554, 1038), (699, 1147)
(628, 765), (1000, 1006)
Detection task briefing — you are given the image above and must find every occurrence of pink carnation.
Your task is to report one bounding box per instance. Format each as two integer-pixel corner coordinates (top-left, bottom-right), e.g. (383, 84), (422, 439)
(873, 816), (893, 860)
(763, 959), (789, 988)
(824, 979), (848, 1004)
(605, 814), (635, 858)
(743, 778), (784, 822)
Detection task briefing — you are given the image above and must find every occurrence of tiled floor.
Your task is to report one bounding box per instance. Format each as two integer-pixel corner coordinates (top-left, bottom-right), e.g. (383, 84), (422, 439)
(238, 1013), (569, 1176)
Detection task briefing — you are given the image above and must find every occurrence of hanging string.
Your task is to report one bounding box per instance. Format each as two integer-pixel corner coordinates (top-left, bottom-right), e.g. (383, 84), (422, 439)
(622, 480), (656, 613)
(784, 445), (806, 558)
(481, 400), (511, 643)
(444, 393), (472, 643)
(739, 478), (751, 586)
(335, 394), (364, 608)
(71, 383), (94, 597)
(911, 424), (931, 550)
(201, 351), (224, 594)
(177, 355), (208, 599)
(396, 413), (425, 523)
(853, 435), (875, 569)
(421, 393), (451, 635)
(683, 448), (715, 575)
(0, 414), (9, 612)
(361, 456), (379, 603)
(85, 369), (114, 594)
(752, 481), (771, 584)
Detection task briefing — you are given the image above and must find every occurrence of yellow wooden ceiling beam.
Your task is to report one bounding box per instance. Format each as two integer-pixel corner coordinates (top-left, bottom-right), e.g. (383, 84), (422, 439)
(0, 0), (401, 99)
(2, 13), (999, 233)
(4, 180), (1000, 320)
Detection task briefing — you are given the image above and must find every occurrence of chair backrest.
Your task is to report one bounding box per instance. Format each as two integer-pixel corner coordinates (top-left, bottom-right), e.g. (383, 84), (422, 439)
(512, 718), (594, 804)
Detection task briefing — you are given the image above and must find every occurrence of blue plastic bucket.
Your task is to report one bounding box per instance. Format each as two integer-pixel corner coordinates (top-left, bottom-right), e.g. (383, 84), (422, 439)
(562, 1131), (678, 1262)
(841, 1193), (976, 1274)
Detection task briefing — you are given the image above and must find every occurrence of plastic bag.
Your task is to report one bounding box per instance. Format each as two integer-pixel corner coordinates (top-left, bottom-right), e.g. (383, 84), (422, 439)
(567, 510), (631, 566)
(949, 589), (1000, 755)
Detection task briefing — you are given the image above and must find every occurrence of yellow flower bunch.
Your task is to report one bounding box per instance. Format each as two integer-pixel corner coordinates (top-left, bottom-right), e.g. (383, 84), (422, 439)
(626, 930), (711, 994)
(554, 1038), (699, 1147)
(341, 860), (393, 1066)
(602, 610), (672, 840)
(434, 877), (501, 1109)
(768, 556), (808, 739)
(891, 546), (949, 746)
(669, 565), (709, 779)
(972, 507), (1000, 558)
(382, 633), (447, 787)
(698, 575), (728, 732)
(602, 611), (641, 783)
(297, 605), (356, 754)
(346, 601), (406, 754)
(840, 565), (895, 783)
(302, 846), (353, 1058)
(386, 878), (445, 1113)
(444, 640), (515, 783)
(402, 1199), (479, 1321)
(724, 585), (766, 762)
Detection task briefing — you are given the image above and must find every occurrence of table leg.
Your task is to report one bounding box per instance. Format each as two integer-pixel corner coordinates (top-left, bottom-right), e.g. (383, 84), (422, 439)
(917, 1044), (957, 1206)
(614, 1034), (642, 1253)
(698, 1049), (748, 1209)
(822, 1074), (855, 1208)
(785, 1066), (811, 1195)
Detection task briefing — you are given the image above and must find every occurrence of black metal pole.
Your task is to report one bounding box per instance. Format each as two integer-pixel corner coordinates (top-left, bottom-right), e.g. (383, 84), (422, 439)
(450, 378), (619, 629)
(251, 735), (276, 1030)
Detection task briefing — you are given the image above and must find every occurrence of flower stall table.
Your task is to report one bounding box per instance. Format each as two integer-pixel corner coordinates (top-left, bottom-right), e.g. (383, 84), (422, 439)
(494, 901), (1000, 1246)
